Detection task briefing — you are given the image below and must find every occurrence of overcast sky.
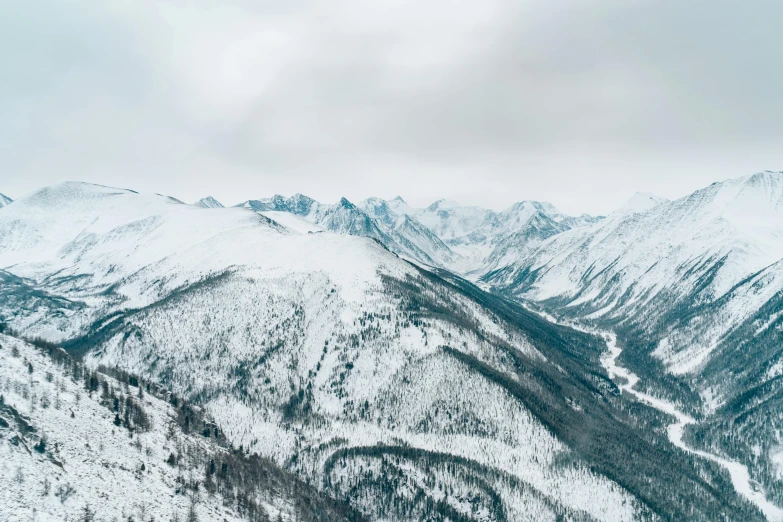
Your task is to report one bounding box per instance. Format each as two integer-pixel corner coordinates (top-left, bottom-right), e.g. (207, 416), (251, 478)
(1, 1), (781, 214)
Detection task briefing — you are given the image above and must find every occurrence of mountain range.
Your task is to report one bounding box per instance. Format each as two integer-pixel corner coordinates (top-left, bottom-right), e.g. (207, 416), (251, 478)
(1, 172), (782, 521)
(218, 192), (601, 275)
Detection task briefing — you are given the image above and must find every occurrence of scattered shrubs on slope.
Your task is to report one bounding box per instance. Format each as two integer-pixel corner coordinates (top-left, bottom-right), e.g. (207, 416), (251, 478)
(2, 328), (365, 522)
(380, 270), (766, 522)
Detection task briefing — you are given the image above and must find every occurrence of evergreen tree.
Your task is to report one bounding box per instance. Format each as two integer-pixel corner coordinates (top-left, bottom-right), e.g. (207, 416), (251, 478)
(80, 503), (95, 521)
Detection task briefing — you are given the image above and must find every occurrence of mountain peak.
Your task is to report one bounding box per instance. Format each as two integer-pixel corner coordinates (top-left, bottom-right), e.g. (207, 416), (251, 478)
(617, 192), (668, 214)
(507, 200), (558, 215)
(20, 182), (139, 209)
(195, 196), (224, 209)
(338, 197), (357, 209)
(361, 196), (386, 207)
(0, 192), (12, 208)
(290, 193), (315, 204)
(239, 194), (317, 215)
(391, 195), (406, 204)
(427, 199), (461, 211)
(743, 171), (783, 192)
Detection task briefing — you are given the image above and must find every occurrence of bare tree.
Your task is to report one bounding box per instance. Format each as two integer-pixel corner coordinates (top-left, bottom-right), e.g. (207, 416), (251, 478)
(56, 483), (76, 504)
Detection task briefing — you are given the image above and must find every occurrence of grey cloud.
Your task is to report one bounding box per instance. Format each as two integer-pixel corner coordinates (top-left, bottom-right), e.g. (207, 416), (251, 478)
(0, 0), (781, 214)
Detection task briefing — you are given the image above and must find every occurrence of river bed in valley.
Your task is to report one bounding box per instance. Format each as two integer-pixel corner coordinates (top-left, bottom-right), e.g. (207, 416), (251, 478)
(599, 330), (783, 522)
(520, 303), (783, 521)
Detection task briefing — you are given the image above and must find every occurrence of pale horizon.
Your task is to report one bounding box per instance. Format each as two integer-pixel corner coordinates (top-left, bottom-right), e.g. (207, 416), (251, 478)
(2, 1), (781, 215)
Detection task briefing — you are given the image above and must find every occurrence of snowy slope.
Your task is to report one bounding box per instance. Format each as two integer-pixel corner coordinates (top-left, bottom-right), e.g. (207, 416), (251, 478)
(491, 171), (783, 378)
(239, 194), (458, 267)
(260, 211), (325, 234)
(237, 194), (600, 274)
(0, 192), (12, 208)
(491, 173), (783, 514)
(0, 182), (760, 521)
(390, 198), (496, 242)
(389, 197), (602, 276)
(616, 192), (669, 214)
(195, 196), (224, 208)
(0, 333), (357, 522)
(359, 197), (458, 267)
(0, 183), (635, 520)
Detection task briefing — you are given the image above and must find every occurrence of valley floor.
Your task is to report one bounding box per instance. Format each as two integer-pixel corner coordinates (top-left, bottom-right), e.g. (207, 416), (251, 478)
(600, 331), (783, 522)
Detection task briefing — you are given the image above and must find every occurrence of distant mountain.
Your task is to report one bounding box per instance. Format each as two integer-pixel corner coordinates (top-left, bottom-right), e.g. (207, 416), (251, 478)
(616, 192), (669, 215)
(0, 192), (12, 207)
(359, 197), (458, 267)
(238, 194), (459, 267)
(487, 171), (783, 503)
(195, 196), (224, 208)
(239, 194), (381, 236)
(0, 181), (757, 521)
(492, 172), (783, 374)
(237, 194), (601, 274)
(388, 197), (602, 276)
(240, 193), (317, 215)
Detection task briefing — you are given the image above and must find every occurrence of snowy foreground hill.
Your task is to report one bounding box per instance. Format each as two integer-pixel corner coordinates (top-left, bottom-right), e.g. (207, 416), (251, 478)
(0, 332), (360, 522)
(487, 171), (783, 507)
(0, 182), (765, 520)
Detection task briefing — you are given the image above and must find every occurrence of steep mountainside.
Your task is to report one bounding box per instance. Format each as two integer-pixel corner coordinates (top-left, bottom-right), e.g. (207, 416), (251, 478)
(360, 197), (458, 267)
(239, 194), (457, 267)
(0, 331), (361, 522)
(0, 192), (12, 208)
(388, 197), (602, 276)
(487, 171), (783, 506)
(195, 196), (224, 208)
(236, 194), (599, 275)
(0, 182), (763, 521)
(488, 171), (783, 377)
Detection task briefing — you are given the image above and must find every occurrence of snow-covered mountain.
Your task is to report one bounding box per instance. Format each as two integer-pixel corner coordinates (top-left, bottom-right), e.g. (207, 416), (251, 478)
(236, 194), (600, 275)
(0, 182), (756, 521)
(0, 192), (12, 208)
(238, 194), (458, 267)
(195, 196), (224, 208)
(487, 171), (783, 505)
(491, 171), (783, 375)
(359, 197), (458, 267)
(615, 192), (669, 215)
(388, 197), (602, 276)
(0, 332), (359, 522)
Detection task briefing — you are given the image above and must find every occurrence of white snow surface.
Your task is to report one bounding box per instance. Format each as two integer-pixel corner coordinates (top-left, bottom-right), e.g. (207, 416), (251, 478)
(0, 182), (404, 315)
(0, 182), (641, 521)
(237, 192), (600, 275)
(0, 334), (290, 522)
(387, 196), (600, 275)
(615, 192), (669, 215)
(260, 211), (326, 234)
(194, 196), (224, 208)
(503, 172), (783, 375)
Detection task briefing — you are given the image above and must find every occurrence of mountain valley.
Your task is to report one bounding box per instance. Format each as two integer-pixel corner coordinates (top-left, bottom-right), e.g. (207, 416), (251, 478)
(1, 173), (781, 521)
